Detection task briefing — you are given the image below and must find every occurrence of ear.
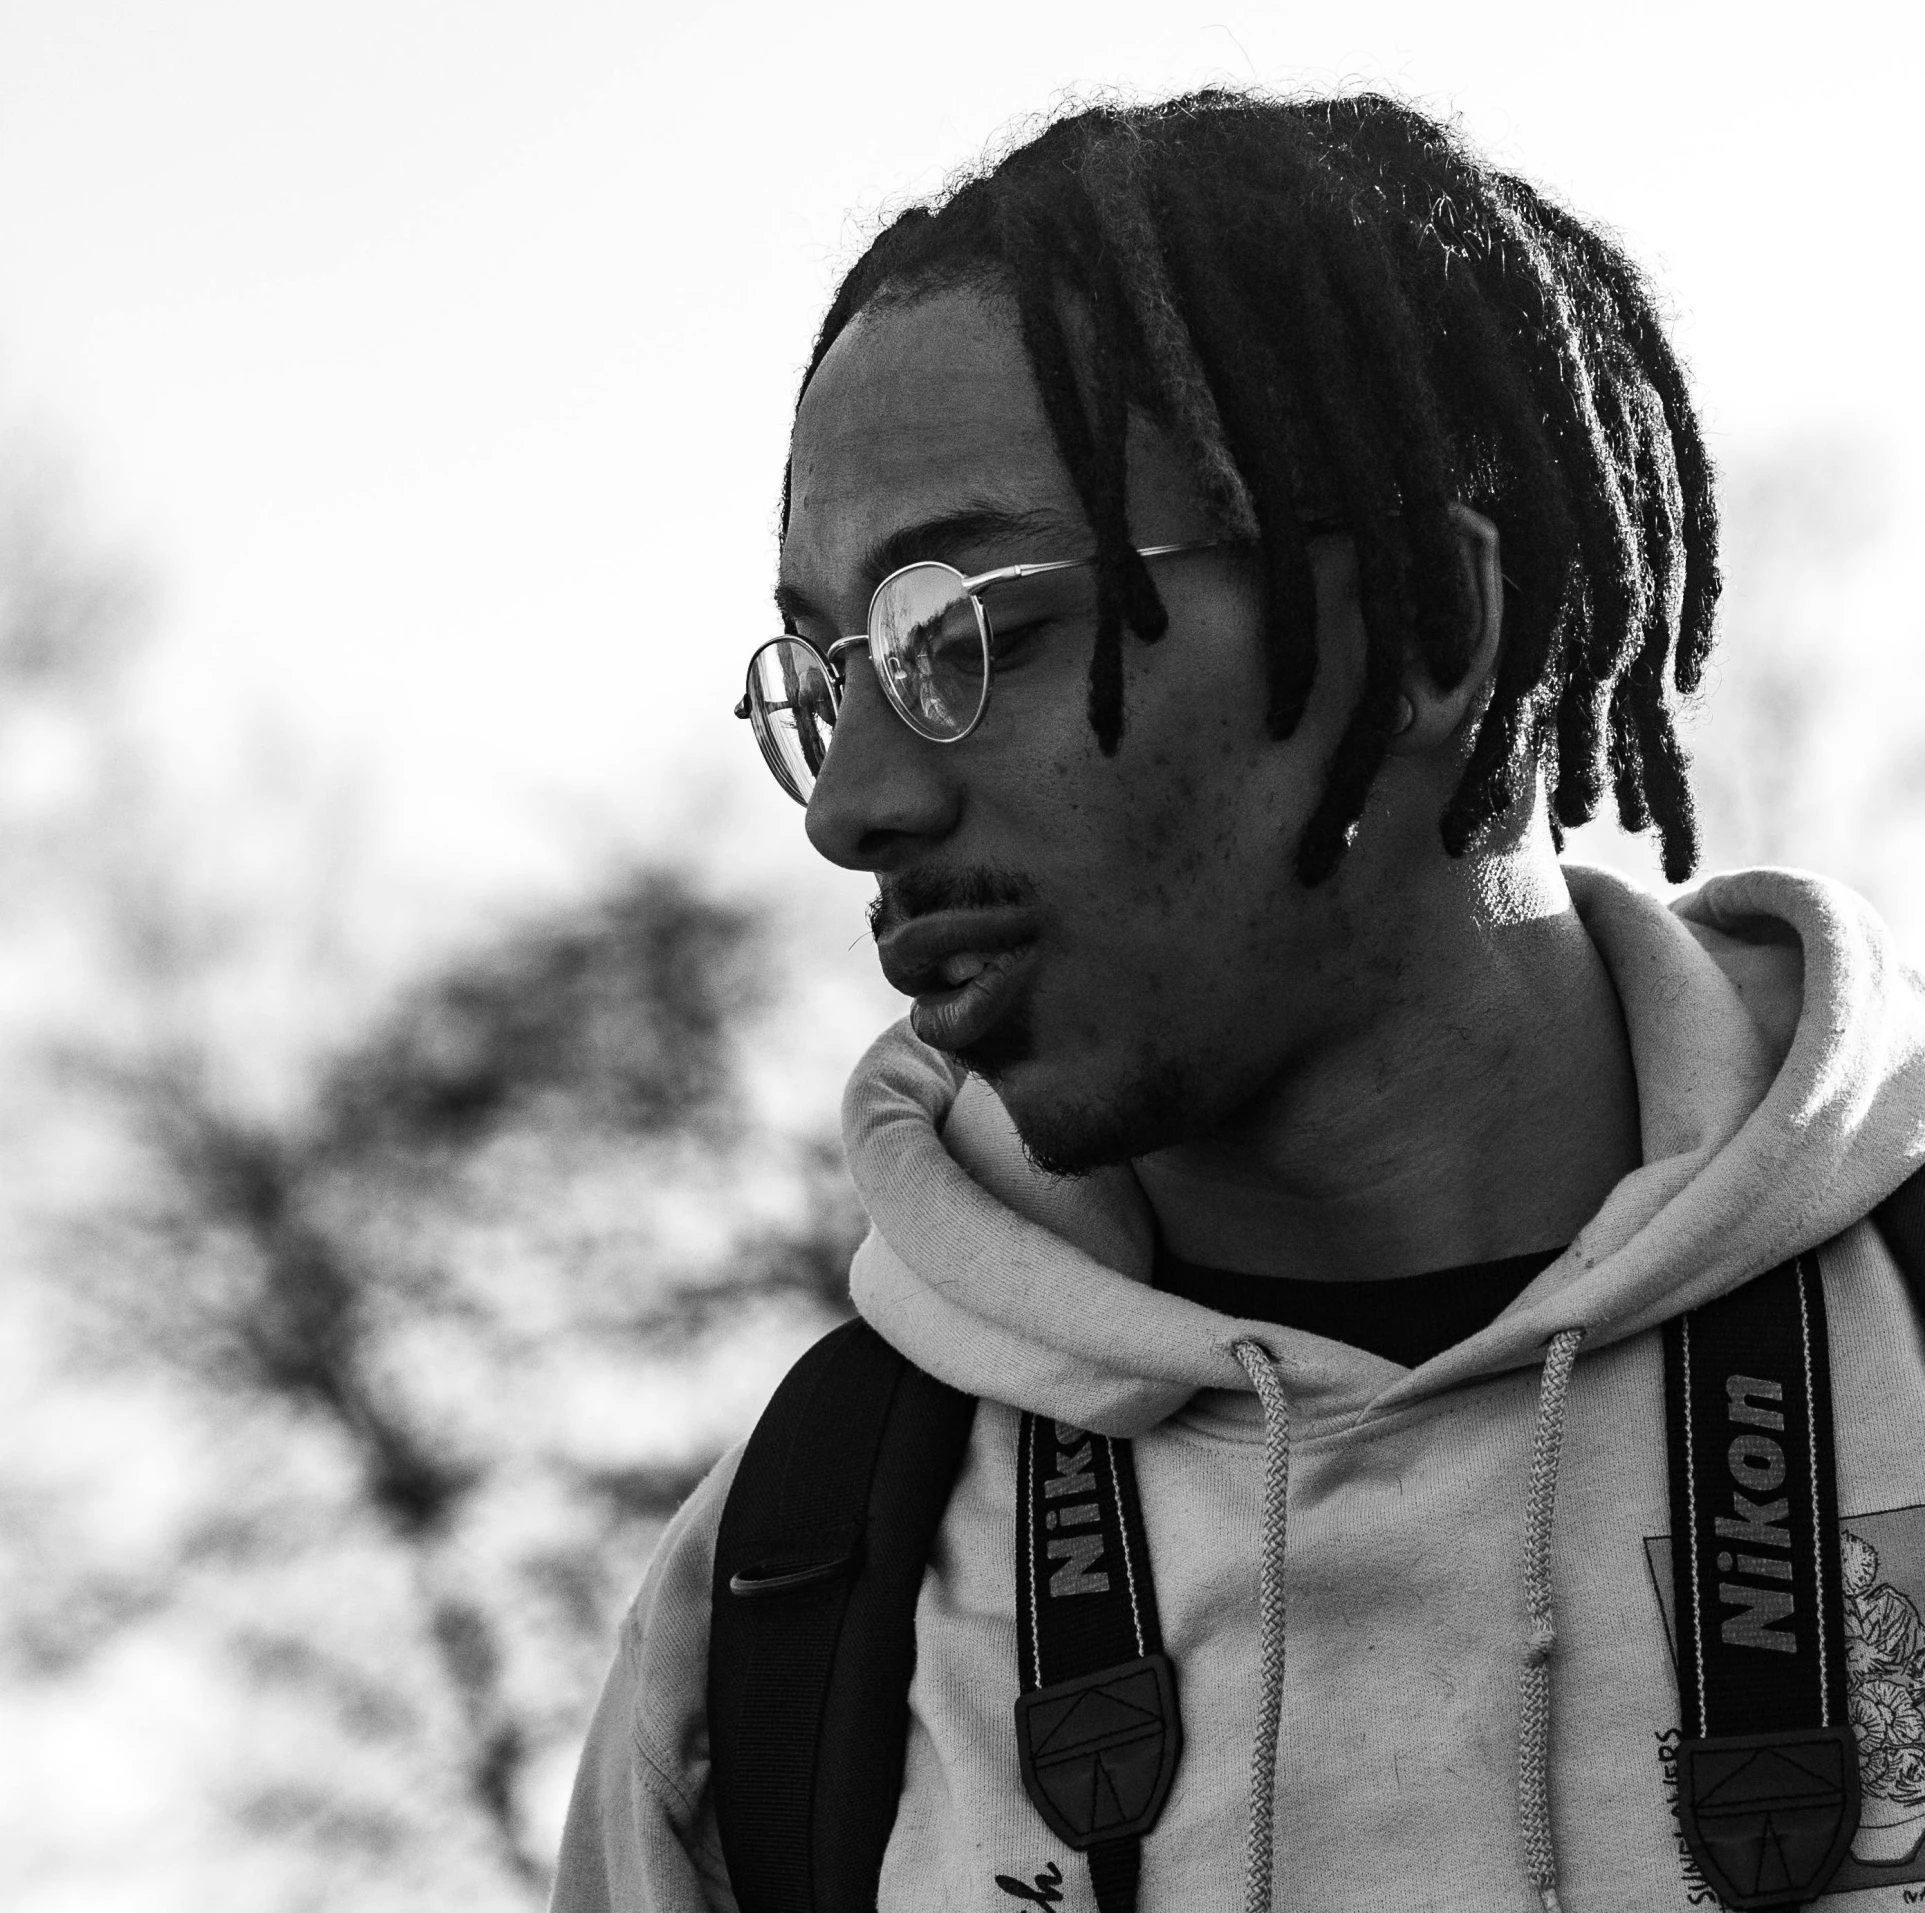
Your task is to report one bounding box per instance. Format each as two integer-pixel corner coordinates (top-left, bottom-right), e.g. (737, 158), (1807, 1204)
(1386, 503), (1503, 756)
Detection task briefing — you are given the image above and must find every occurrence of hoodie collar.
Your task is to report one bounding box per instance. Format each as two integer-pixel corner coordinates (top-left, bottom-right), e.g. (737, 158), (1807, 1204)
(843, 865), (1925, 1436)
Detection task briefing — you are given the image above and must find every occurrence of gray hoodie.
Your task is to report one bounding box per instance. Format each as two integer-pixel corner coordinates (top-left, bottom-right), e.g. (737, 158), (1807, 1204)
(553, 864), (1925, 1911)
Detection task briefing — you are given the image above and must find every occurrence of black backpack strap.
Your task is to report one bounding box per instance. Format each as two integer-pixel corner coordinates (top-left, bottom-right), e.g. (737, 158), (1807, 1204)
(1663, 1255), (1858, 1909)
(1873, 1161), (1925, 1306)
(709, 1318), (977, 1913)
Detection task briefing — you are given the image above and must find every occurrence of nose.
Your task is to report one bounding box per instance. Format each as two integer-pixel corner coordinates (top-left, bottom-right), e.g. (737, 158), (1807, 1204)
(804, 651), (960, 871)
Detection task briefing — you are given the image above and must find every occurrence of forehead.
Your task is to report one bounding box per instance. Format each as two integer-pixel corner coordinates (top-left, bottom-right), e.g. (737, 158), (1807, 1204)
(781, 286), (1071, 609)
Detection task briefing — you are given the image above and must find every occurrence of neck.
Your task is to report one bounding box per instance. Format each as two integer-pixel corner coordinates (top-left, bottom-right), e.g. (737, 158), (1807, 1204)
(1133, 856), (1641, 1284)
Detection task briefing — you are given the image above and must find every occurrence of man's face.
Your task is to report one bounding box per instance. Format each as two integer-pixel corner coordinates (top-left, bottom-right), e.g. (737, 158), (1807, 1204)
(779, 283), (1447, 1173)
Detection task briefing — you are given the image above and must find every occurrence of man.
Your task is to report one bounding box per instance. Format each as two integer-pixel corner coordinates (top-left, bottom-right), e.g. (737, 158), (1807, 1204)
(554, 92), (1925, 1911)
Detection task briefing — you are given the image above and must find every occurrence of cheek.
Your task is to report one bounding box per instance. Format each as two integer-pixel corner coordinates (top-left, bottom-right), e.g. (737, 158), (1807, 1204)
(1096, 652), (1312, 895)
(1096, 568), (1367, 887)
(980, 575), (1348, 928)
(1025, 727), (1301, 974)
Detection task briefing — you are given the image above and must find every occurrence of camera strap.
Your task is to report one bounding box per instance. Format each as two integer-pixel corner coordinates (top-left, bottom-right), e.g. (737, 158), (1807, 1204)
(1663, 1253), (1859, 1910)
(1014, 1414), (1182, 1913)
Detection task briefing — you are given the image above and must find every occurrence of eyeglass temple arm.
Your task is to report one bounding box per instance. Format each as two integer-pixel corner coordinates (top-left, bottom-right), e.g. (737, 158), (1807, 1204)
(957, 540), (1225, 594)
(734, 540), (1237, 719)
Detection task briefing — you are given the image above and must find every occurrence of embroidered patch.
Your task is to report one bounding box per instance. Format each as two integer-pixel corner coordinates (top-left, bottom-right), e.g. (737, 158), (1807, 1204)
(994, 1858), (1065, 1906)
(1647, 1502), (1925, 1893)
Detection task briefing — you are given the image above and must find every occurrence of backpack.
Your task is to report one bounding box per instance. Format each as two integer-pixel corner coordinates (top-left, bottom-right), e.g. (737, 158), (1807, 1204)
(708, 1170), (1925, 1913)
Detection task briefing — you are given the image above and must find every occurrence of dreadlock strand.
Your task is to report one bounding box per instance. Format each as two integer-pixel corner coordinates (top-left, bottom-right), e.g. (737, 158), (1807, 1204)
(1077, 242), (1161, 748)
(1630, 688), (1701, 881)
(1302, 201), (1474, 686)
(1519, 189), (1721, 693)
(994, 195), (1164, 750)
(1552, 659), (1608, 826)
(1153, 173), (1323, 737)
(1425, 290), (1578, 844)
(1296, 638), (1407, 885)
(1487, 204), (1647, 679)
(1072, 209), (1173, 646)
(1609, 690), (1652, 832)
(1079, 130), (1263, 539)
(1240, 189), (1422, 686)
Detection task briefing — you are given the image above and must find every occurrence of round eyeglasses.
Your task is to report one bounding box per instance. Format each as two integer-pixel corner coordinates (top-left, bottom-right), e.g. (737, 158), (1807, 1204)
(735, 541), (1231, 804)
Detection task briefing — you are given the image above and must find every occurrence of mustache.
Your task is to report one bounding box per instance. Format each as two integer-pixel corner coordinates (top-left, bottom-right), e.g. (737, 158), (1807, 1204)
(867, 866), (1040, 941)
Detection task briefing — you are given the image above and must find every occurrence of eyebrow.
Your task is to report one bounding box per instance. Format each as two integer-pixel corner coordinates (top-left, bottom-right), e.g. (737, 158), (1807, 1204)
(774, 502), (1079, 626)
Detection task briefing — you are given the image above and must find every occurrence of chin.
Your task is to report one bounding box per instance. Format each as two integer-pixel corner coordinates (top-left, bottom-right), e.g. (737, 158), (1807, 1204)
(959, 1022), (1203, 1177)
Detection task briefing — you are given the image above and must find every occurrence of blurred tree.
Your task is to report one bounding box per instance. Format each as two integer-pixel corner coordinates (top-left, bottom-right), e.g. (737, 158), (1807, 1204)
(0, 441), (139, 691)
(22, 866), (863, 1909)
(0, 435), (143, 884)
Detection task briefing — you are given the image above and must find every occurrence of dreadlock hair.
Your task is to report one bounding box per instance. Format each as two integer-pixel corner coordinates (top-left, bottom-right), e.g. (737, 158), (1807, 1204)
(785, 91), (1719, 884)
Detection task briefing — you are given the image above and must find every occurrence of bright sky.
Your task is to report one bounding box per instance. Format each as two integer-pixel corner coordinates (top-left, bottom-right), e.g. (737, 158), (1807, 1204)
(0, 0), (1918, 956)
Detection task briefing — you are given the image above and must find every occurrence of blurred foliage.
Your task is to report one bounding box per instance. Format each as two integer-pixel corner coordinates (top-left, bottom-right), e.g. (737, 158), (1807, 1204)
(0, 440), (140, 691)
(10, 867), (863, 1907)
(320, 879), (766, 1154)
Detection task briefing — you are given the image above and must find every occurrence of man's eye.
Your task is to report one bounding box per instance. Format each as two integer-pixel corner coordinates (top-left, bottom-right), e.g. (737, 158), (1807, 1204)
(988, 620), (1050, 665)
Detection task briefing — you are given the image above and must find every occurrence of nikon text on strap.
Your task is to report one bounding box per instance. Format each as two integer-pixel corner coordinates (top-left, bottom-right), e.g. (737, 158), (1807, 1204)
(1663, 1254), (1858, 1911)
(709, 1320), (978, 1913)
(1014, 1413), (1181, 1913)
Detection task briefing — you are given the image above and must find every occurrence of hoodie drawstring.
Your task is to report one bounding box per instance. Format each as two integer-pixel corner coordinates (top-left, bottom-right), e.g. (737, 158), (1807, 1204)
(1231, 1338), (1291, 1913)
(1231, 1327), (1586, 1913)
(1518, 1327), (1585, 1913)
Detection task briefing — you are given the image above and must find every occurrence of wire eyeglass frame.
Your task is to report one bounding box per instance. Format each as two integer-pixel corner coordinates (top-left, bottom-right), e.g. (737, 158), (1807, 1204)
(735, 540), (1234, 805)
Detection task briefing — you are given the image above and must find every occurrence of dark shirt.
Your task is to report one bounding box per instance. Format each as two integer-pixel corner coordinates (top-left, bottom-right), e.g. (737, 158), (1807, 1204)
(1153, 1241), (1567, 1369)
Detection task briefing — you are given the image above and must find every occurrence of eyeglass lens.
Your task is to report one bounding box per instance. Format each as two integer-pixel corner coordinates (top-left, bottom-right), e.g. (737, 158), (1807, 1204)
(746, 564), (991, 803)
(867, 564), (989, 743)
(746, 640), (838, 802)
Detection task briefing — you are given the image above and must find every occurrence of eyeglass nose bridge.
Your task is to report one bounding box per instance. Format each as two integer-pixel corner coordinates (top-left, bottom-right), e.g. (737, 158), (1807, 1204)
(825, 635), (871, 678)
(830, 632), (929, 726)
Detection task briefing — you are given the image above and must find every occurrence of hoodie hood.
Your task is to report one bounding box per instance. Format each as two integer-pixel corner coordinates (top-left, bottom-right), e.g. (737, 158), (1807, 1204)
(843, 864), (1925, 1438)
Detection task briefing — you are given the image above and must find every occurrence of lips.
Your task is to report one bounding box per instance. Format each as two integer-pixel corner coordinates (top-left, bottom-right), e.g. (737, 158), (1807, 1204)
(876, 905), (1042, 1054)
